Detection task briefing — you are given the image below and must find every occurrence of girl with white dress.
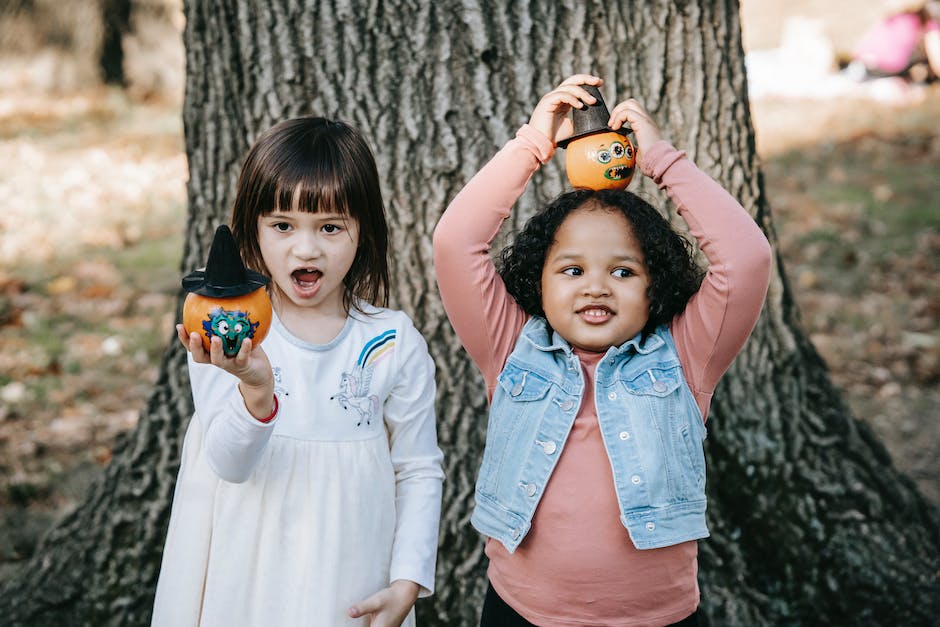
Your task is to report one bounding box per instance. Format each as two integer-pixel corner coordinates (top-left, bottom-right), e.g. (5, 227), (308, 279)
(152, 116), (444, 627)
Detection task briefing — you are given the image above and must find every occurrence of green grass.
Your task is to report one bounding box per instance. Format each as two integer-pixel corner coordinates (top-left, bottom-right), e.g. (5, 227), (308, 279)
(101, 231), (184, 294)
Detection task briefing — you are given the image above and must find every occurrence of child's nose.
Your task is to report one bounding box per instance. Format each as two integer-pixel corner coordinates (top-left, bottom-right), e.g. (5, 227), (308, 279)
(583, 275), (611, 296)
(292, 231), (322, 259)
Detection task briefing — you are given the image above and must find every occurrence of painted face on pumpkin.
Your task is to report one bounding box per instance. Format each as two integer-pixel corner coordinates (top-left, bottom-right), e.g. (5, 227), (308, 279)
(202, 305), (262, 356)
(565, 131), (636, 191)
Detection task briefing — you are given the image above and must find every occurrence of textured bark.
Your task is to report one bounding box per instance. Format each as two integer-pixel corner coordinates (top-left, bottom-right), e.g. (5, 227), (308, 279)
(1, 1), (938, 625)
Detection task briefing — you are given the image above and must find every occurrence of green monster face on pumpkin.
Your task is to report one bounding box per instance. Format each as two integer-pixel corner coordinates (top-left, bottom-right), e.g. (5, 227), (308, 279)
(202, 306), (261, 356)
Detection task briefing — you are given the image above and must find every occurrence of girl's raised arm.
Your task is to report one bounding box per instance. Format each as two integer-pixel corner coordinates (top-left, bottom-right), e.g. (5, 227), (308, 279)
(432, 128), (546, 385)
(433, 75), (602, 387)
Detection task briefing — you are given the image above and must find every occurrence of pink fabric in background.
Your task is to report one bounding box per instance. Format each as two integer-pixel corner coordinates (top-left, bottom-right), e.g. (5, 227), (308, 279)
(854, 12), (940, 73)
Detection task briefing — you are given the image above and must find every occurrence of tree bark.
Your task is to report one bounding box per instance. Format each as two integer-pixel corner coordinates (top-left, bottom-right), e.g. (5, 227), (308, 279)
(1, 1), (937, 625)
(99, 0), (132, 85)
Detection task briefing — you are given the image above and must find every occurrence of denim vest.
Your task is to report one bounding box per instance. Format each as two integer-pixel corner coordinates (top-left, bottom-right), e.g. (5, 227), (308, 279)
(471, 317), (709, 552)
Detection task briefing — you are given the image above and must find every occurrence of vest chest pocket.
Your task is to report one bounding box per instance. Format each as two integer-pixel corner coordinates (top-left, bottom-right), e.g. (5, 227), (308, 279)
(497, 366), (553, 402)
(615, 362), (706, 501)
(479, 366), (555, 497)
(620, 365), (683, 397)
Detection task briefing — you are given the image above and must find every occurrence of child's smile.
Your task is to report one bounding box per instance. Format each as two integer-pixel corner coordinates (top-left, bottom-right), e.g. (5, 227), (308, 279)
(540, 205), (651, 352)
(577, 304), (613, 323)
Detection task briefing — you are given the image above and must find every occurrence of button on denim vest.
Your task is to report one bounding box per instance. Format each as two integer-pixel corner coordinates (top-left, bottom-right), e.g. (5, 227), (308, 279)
(471, 317), (709, 552)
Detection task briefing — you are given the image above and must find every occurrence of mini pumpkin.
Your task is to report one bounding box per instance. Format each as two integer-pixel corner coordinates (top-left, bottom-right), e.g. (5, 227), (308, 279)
(564, 131), (636, 190)
(181, 225), (272, 356)
(558, 84), (636, 191)
(182, 290), (272, 356)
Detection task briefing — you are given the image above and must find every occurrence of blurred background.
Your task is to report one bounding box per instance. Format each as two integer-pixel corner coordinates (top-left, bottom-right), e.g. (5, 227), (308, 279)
(0, 0), (937, 579)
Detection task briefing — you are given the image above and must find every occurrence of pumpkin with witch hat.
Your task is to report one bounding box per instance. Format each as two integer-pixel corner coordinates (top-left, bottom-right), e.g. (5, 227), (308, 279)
(181, 225), (272, 357)
(559, 84), (636, 190)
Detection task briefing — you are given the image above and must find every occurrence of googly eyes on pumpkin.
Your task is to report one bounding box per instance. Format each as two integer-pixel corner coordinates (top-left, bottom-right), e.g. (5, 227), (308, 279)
(565, 131), (637, 191)
(596, 141), (629, 165)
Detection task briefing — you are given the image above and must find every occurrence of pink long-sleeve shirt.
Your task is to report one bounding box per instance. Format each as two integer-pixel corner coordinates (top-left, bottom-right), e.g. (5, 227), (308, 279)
(434, 124), (772, 626)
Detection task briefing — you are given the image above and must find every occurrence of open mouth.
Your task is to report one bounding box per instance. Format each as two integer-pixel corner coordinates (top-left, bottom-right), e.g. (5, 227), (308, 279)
(223, 336), (239, 355)
(605, 165), (633, 181)
(291, 268), (323, 296)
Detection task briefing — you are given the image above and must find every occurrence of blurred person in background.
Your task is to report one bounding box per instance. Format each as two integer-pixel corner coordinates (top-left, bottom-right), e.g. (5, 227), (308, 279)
(847, 1), (940, 82)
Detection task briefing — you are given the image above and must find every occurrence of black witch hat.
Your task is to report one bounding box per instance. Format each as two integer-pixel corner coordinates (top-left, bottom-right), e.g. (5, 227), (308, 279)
(182, 225), (270, 297)
(557, 84), (632, 148)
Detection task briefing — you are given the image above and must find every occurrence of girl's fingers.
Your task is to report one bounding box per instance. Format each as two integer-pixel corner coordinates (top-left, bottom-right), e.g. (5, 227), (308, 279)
(530, 74), (605, 144)
(608, 110), (634, 131)
(348, 590), (383, 618)
(552, 83), (600, 106)
(558, 73), (603, 88)
(539, 77), (603, 113)
(536, 86), (597, 126)
(608, 98), (663, 151)
(184, 330), (212, 363)
(608, 100), (649, 127)
(233, 338), (253, 368)
(543, 92), (587, 112)
(608, 99), (642, 122)
(208, 335), (225, 366)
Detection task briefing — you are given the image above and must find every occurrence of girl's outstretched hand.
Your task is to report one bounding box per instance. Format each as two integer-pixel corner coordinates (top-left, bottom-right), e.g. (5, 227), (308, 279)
(176, 323), (275, 420)
(608, 98), (663, 155)
(528, 73), (604, 146)
(348, 580), (420, 627)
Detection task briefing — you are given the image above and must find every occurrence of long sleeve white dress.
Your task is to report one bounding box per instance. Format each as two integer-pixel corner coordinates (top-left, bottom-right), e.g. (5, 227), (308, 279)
(152, 304), (444, 627)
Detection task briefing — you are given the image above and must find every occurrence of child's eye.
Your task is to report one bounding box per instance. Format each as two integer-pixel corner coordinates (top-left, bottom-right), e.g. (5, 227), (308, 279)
(562, 267), (583, 276)
(273, 222), (291, 232)
(322, 223), (343, 234)
(612, 268), (634, 278)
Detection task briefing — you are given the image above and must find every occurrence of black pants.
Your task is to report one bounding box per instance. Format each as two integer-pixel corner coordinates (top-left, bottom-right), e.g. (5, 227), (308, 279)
(480, 583), (700, 627)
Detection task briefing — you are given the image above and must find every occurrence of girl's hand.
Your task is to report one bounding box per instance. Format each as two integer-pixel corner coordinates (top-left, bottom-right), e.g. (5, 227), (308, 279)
(529, 74), (604, 146)
(608, 98), (663, 155)
(177, 324), (275, 419)
(348, 579), (420, 627)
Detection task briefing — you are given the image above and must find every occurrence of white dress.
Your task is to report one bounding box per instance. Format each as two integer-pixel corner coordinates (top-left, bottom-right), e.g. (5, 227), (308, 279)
(152, 306), (444, 626)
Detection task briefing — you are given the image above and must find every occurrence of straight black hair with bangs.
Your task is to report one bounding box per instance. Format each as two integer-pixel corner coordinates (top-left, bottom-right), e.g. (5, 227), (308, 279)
(229, 116), (390, 312)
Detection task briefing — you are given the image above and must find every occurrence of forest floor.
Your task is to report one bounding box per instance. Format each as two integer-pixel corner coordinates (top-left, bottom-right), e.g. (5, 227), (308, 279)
(0, 64), (938, 577)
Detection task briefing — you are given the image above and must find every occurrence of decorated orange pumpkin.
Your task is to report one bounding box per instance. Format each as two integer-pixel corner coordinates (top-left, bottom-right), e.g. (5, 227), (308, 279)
(558, 84), (637, 191)
(564, 131), (636, 190)
(183, 289), (272, 356)
(181, 225), (272, 357)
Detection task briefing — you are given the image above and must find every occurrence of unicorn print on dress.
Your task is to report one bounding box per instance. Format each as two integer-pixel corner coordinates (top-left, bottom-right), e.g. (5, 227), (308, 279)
(272, 366), (289, 398)
(331, 329), (396, 426)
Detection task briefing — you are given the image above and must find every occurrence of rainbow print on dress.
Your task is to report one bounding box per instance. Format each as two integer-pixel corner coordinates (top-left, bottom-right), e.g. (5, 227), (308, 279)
(331, 329), (396, 426)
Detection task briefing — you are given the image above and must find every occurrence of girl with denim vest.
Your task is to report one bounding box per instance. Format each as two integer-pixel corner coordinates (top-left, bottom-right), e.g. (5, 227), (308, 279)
(433, 75), (772, 626)
(153, 117), (444, 627)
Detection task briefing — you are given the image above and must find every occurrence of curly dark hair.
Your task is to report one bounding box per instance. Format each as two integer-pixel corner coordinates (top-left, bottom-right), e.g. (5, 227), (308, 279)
(497, 188), (704, 336)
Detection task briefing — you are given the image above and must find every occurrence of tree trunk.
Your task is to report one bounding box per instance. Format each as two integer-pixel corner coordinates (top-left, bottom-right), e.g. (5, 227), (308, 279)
(98, 0), (132, 85)
(1, 1), (937, 625)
